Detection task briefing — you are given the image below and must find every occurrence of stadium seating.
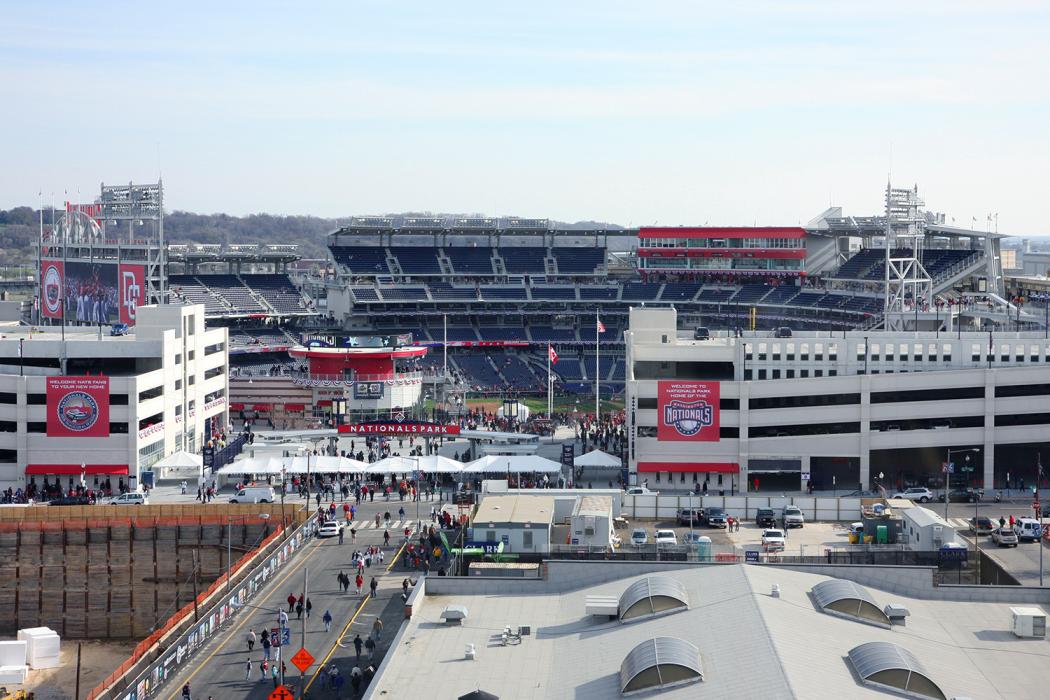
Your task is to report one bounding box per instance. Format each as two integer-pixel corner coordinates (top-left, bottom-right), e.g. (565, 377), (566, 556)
(478, 326), (527, 341)
(446, 247), (495, 274)
(428, 283), (478, 300)
(696, 288), (735, 303)
(833, 248), (883, 279)
(350, 286), (380, 301)
(923, 249), (981, 277)
(621, 282), (661, 300)
(195, 274), (267, 312)
(790, 292), (824, 307)
(763, 286), (800, 305)
(479, 287), (528, 300)
(454, 354), (502, 387)
(660, 282), (703, 301)
(332, 246), (390, 274)
(554, 356), (584, 380)
(864, 248), (912, 281)
(444, 327), (479, 341)
(730, 285), (773, 304)
(392, 247), (442, 274)
(500, 248), (548, 274)
(493, 353), (540, 388)
(579, 286), (620, 300)
(169, 275), (227, 314)
(242, 274), (305, 314)
(552, 247), (605, 274)
(378, 286), (428, 301)
(529, 326), (576, 342)
(531, 286), (577, 300)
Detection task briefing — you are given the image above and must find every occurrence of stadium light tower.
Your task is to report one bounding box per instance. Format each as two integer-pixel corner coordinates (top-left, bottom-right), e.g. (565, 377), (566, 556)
(882, 181), (932, 331)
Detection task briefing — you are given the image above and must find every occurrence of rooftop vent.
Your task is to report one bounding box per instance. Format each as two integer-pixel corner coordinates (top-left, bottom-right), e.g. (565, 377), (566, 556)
(812, 579), (891, 627)
(1011, 606), (1046, 638)
(620, 637), (703, 696)
(618, 576), (689, 623)
(847, 641), (946, 700)
(440, 605), (468, 625)
(884, 604), (910, 626)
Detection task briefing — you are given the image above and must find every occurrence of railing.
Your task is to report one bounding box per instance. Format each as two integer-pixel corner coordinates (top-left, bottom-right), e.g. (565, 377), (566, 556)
(288, 371), (438, 385)
(89, 512), (319, 700)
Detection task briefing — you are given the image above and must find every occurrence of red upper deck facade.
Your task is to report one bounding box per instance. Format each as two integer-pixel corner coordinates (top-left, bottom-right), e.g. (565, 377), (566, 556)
(637, 227), (806, 277)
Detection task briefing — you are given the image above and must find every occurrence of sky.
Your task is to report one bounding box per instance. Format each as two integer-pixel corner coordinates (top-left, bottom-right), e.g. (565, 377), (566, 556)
(2, 1), (1048, 233)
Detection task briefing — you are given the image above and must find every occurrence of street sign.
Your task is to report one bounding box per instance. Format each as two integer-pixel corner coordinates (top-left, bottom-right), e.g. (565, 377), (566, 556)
(291, 647), (315, 673)
(282, 627), (291, 646)
(269, 686), (294, 700)
(801, 472), (811, 481)
(942, 462), (954, 474)
(745, 550), (760, 562)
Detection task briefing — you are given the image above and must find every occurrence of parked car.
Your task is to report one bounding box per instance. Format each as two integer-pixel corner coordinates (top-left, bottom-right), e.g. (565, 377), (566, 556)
(1013, 518), (1044, 542)
(947, 488), (982, 503)
(693, 326), (711, 340)
(761, 529), (786, 552)
(968, 516), (994, 535)
(1041, 504), (1050, 518)
(655, 529), (678, 547)
(782, 506), (805, 529)
(677, 508), (705, 526)
(48, 496), (91, 506)
(630, 528), (649, 546)
(317, 520), (343, 538)
(107, 492), (148, 505)
(773, 327), (793, 338)
(755, 508), (777, 528)
(705, 507), (728, 528)
(990, 527), (1019, 547)
(625, 486), (658, 496)
(453, 491), (476, 505)
(891, 487), (933, 503)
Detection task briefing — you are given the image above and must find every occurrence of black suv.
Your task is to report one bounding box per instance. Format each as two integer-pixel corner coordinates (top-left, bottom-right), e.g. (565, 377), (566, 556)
(755, 508), (776, 527)
(705, 507), (728, 528)
(48, 496), (92, 506)
(677, 508), (705, 526)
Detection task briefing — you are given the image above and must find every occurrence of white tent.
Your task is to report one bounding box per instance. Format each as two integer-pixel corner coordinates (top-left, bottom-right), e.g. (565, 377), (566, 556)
(573, 449), (622, 468)
(219, 455), (366, 475)
(464, 455), (563, 474)
(366, 455), (465, 475)
(154, 450), (204, 470)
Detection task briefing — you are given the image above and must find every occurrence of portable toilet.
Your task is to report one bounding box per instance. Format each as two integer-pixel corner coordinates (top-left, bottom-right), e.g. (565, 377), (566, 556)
(876, 524), (889, 544)
(697, 535), (712, 561)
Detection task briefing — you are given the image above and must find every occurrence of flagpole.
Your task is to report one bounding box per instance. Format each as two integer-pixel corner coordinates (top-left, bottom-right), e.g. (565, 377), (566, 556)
(37, 191), (43, 325)
(595, 311), (600, 424)
(547, 343), (552, 419)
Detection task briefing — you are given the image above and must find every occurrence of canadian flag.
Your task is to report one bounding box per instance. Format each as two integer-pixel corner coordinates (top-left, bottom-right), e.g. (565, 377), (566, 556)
(597, 318), (606, 333)
(548, 344), (559, 365)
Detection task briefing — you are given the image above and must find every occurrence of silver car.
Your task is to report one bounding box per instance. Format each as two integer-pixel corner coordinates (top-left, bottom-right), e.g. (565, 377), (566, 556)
(990, 527), (1018, 547)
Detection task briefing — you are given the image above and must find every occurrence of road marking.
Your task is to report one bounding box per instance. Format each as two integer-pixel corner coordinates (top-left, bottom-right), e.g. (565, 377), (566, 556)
(386, 541), (408, 572)
(163, 537), (323, 700)
(302, 594), (369, 693)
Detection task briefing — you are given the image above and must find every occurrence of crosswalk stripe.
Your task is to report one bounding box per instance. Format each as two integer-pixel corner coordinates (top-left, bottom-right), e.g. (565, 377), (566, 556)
(949, 518), (970, 529)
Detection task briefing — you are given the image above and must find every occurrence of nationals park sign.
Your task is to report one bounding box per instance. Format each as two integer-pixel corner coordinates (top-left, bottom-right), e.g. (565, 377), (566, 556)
(338, 422), (460, 436)
(656, 380), (720, 442)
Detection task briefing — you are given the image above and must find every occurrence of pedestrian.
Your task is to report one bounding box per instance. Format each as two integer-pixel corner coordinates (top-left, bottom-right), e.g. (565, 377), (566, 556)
(247, 629), (256, 651)
(279, 609), (288, 628)
(350, 526), (357, 543)
(260, 658), (268, 681)
(261, 634), (271, 660)
(353, 633), (363, 663)
(271, 663), (280, 688)
(372, 616), (384, 640)
(182, 684), (191, 700)
(306, 597), (313, 618)
(370, 577), (378, 598)
(999, 515), (1007, 529)
(398, 506), (405, 521)
(1009, 514), (1015, 528)
(365, 635), (376, 658)
(402, 578), (410, 596)
(181, 480), (187, 495)
(356, 572), (364, 595)
(383, 529), (390, 546)
(245, 657), (253, 681)
(338, 526), (344, 545)
(296, 600), (303, 619)
(351, 665), (363, 694)
(378, 548), (385, 565)
(287, 593), (297, 612)
(323, 609), (333, 633)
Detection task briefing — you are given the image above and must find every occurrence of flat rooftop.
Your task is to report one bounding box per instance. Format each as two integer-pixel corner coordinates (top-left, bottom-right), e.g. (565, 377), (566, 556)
(369, 564), (1050, 699)
(474, 495), (555, 526)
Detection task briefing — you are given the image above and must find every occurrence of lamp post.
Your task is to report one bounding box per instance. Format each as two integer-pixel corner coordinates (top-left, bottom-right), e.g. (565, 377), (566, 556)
(942, 447), (981, 525)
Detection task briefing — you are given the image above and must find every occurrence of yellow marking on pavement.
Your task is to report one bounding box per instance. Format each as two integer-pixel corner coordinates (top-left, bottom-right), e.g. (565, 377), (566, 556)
(386, 540), (408, 572)
(163, 537), (322, 700)
(302, 594), (369, 693)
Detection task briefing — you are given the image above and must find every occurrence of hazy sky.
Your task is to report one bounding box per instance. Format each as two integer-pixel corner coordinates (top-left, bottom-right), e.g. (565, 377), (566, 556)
(3, 1), (1048, 233)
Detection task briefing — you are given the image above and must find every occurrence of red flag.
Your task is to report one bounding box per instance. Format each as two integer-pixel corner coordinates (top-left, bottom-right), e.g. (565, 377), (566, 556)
(597, 318), (606, 333)
(548, 344), (558, 365)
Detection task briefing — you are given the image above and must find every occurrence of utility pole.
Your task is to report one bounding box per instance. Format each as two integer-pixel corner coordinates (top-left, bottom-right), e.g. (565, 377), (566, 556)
(74, 642), (82, 700)
(192, 550), (200, 622)
(298, 566), (309, 699)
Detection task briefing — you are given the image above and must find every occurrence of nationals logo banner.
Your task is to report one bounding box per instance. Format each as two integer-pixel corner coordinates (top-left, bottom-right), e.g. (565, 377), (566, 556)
(657, 381), (720, 442)
(41, 261), (64, 319)
(118, 263), (145, 324)
(46, 376), (110, 437)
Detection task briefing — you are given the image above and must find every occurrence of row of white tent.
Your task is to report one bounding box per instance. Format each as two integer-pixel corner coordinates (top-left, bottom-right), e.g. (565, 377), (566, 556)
(217, 453), (570, 476)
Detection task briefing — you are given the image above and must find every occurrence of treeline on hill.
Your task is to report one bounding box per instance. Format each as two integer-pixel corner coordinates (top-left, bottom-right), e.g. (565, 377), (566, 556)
(0, 206), (625, 267)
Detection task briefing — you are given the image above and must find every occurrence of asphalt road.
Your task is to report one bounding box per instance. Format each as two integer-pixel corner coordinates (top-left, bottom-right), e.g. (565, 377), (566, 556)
(157, 493), (451, 700)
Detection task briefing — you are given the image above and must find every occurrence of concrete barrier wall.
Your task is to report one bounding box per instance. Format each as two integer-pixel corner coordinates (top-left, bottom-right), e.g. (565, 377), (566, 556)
(620, 494), (862, 521)
(0, 502), (307, 523)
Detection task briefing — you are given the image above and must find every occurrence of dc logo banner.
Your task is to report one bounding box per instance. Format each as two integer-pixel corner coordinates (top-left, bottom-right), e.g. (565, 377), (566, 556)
(41, 262), (64, 318)
(57, 391), (100, 432)
(663, 400), (714, 437)
(46, 376), (111, 438)
(119, 264), (145, 325)
(657, 381), (720, 442)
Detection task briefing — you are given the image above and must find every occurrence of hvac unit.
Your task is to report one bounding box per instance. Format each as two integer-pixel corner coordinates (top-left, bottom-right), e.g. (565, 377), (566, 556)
(1011, 607), (1046, 638)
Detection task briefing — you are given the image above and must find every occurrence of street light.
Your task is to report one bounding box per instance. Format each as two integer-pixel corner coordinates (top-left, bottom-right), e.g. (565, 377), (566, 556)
(942, 448), (981, 524)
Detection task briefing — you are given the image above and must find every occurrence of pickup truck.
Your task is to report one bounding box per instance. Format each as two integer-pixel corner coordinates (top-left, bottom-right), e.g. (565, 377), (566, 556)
(782, 506), (805, 529)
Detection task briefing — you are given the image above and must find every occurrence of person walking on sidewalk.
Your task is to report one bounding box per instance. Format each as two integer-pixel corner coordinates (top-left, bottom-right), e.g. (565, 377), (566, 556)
(271, 663), (280, 689)
(355, 572), (364, 595)
(244, 657), (253, 681)
(365, 635), (375, 659)
(306, 597), (313, 618)
(323, 609), (333, 633)
(287, 592), (297, 612)
(370, 576), (378, 598)
(372, 617), (384, 641)
(383, 529), (390, 546)
(247, 629), (255, 652)
(353, 633), (363, 663)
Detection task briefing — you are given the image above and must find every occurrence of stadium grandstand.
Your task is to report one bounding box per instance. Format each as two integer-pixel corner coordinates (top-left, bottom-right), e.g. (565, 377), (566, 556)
(171, 186), (1034, 403)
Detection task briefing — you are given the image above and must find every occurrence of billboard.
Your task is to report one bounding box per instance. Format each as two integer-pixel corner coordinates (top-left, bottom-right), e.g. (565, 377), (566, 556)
(657, 381), (720, 442)
(46, 376), (110, 437)
(40, 261), (64, 319)
(118, 263), (145, 324)
(65, 261), (119, 324)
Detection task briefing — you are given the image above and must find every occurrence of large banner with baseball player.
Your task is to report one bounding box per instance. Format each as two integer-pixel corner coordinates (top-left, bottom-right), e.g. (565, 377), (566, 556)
(46, 376), (110, 438)
(657, 380), (720, 442)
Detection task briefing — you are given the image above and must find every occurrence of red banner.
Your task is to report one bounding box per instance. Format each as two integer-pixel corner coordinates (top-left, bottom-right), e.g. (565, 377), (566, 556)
(338, 423), (460, 436)
(46, 376), (110, 437)
(40, 261), (64, 319)
(119, 263), (145, 325)
(657, 380), (720, 442)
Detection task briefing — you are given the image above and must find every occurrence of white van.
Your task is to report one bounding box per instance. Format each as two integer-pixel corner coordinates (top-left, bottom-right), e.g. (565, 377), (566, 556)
(108, 492), (148, 505)
(1013, 518), (1043, 542)
(230, 486), (276, 504)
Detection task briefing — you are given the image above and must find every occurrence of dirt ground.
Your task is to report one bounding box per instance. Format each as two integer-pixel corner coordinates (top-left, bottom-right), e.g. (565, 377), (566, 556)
(13, 639), (137, 700)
